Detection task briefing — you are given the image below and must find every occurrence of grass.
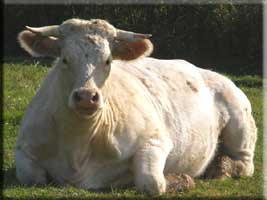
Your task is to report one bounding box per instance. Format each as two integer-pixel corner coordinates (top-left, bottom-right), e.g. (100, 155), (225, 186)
(3, 62), (264, 200)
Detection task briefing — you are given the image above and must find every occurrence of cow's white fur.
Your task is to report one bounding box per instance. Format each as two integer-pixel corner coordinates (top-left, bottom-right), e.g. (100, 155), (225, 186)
(15, 19), (257, 195)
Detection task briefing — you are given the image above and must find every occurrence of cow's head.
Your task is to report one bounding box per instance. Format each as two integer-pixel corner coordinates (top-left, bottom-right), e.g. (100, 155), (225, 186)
(18, 19), (153, 117)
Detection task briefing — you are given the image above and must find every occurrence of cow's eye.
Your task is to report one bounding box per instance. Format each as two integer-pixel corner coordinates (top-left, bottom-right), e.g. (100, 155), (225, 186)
(62, 58), (68, 64)
(105, 55), (112, 65)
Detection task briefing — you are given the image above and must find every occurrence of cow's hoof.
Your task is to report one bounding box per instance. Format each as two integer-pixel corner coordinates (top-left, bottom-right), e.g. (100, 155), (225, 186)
(231, 160), (249, 178)
(165, 173), (195, 193)
(203, 154), (235, 179)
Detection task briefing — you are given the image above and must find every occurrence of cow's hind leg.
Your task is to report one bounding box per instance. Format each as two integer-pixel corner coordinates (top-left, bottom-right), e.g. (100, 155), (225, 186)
(205, 107), (257, 179)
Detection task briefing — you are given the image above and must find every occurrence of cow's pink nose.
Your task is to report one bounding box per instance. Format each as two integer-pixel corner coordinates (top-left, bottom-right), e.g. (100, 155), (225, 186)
(72, 88), (100, 109)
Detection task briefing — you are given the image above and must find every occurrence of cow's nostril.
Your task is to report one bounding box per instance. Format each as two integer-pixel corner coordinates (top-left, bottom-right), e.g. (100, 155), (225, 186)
(91, 92), (99, 103)
(73, 91), (82, 102)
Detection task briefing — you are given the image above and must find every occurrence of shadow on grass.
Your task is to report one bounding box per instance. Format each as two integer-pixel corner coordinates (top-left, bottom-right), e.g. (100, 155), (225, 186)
(3, 168), (264, 200)
(3, 167), (130, 192)
(3, 167), (65, 190)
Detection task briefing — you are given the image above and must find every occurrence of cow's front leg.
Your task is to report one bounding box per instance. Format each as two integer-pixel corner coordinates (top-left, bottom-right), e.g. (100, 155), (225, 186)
(132, 136), (172, 195)
(15, 149), (48, 186)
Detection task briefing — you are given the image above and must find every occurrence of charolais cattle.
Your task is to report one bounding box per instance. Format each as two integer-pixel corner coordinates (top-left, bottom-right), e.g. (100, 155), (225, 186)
(15, 18), (257, 195)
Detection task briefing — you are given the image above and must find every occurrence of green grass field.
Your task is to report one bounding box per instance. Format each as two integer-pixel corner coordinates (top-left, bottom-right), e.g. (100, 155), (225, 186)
(3, 62), (264, 199)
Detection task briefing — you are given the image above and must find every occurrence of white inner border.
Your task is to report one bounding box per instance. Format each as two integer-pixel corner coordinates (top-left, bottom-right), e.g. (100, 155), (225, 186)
(264, 1), (267, 199)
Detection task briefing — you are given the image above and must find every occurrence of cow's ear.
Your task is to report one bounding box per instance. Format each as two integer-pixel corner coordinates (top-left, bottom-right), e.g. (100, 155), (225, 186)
(112, 39), (153, 61)
(18, 30), (60, 57)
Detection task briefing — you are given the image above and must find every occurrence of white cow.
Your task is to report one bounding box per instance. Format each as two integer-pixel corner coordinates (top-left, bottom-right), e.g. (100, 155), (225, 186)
(15, 18), (257, 195)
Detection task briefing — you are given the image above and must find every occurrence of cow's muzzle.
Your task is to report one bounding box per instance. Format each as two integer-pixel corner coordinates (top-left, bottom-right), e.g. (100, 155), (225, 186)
(70, 87), (103, 115)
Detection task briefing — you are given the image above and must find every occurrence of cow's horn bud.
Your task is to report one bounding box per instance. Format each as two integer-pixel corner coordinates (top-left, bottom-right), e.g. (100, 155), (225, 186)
(116, 29), (152, 42)
(25, 25), (60, 37)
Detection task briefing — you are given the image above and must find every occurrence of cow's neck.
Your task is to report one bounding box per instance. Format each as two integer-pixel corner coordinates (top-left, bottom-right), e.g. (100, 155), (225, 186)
(88, 98), (121, 159)
(90, 75), (124, 157)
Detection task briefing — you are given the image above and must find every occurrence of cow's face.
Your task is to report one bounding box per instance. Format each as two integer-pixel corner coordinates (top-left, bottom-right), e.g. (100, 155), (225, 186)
(18, 18), (153, 117)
